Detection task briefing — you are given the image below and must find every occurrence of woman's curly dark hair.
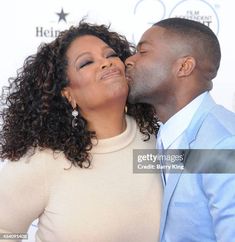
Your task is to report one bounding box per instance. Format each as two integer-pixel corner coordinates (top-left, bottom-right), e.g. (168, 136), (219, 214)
(0, 20), (159, 168)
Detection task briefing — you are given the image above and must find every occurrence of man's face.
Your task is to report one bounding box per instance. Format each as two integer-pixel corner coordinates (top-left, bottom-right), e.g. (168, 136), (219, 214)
(125, 26), (177, 104)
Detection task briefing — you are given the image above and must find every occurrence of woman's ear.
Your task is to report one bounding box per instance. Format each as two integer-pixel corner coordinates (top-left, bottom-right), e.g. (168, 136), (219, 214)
(61, 87), (77, 109)
(177, 56), (196, 77)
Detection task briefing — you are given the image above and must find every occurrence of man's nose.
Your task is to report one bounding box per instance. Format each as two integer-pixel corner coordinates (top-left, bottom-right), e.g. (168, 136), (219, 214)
(125, 56), (134, 69)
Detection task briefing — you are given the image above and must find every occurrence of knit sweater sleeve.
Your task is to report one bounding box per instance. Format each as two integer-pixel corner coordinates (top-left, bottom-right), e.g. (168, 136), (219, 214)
(0, 151), (48, 235)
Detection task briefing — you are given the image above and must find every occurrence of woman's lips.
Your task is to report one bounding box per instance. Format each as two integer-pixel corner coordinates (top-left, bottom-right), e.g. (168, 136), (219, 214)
(101, 68), (122, 80)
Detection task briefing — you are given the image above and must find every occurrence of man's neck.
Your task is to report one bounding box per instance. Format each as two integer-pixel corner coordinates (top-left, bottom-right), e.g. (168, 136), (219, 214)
(154, 91), (206, 123)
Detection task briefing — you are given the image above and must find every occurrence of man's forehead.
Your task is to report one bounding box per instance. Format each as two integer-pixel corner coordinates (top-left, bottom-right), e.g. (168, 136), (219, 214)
(137, 26), (167, 47)
(137, 40), (150, 49)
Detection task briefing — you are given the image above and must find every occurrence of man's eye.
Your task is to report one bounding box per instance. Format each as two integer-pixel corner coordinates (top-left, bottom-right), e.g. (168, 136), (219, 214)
(139, 50), (147, 54)
(79, 61), (93, 69)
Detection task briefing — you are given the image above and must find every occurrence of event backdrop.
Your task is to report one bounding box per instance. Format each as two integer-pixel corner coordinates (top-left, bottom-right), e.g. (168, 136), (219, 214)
(0, 0), (235, 112)
(0, 0), (235, 241)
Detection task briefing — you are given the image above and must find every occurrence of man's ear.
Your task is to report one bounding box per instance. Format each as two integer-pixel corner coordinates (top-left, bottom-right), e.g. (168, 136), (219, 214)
(177, 56), (196, 77)
(61, 87), (77, 109)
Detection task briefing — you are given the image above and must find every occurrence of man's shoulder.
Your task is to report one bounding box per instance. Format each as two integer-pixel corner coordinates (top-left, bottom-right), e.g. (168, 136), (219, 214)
(189, 104), (235, 148)
(206, 104), (235, 134)
(196, 93), (235, 130)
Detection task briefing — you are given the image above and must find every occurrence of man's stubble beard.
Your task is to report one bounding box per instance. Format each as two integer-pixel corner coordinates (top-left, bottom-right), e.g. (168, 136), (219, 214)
(127, 80), (153, 104)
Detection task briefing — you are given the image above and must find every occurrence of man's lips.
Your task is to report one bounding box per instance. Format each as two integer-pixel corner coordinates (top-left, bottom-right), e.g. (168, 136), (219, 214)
(101, 68), (122, 80)
(125, 72), (133, 82)
(126, 75), (132, 81)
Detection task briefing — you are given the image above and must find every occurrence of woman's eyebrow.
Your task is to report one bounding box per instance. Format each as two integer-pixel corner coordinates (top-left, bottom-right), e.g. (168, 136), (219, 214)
(74, 51), (90, 62)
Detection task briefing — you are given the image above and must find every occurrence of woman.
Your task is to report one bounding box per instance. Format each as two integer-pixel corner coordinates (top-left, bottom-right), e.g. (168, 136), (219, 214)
(0, 21), (162, 242)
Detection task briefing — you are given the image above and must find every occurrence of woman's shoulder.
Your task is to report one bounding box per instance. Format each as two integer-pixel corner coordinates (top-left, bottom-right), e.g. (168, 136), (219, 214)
(127, 117), (156, 149)
(1, 148), (71, 173)
(135, 131), (156, 148)
(25, 148), (72, 169)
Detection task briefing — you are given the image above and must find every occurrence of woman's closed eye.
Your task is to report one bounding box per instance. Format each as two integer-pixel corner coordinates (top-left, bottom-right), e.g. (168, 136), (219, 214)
(78, 60), (93, 69)
(106, 51), (119, 58)
(76, 51), (119, 70)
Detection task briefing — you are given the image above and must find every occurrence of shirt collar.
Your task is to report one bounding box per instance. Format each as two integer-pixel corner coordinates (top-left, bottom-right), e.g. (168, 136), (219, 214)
(158, 92), (208, 149)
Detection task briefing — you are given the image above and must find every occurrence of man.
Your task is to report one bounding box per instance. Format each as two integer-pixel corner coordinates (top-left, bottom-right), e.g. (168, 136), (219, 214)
(125, 18), (235, 242)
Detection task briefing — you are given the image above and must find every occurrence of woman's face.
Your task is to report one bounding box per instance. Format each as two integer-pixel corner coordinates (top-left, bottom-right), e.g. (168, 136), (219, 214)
(64, 35), (128, 112)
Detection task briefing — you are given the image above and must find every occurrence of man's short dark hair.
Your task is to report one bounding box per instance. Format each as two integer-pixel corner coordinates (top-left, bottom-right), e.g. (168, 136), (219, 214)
(154, 18), (221, 77)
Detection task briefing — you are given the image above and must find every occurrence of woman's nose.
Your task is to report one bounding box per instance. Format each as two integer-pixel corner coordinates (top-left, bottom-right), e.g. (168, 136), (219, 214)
(101, 58), (112, 69)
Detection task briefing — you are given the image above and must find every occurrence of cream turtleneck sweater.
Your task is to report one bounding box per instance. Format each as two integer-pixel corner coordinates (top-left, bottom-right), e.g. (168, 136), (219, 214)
(0, 116), (162, 242)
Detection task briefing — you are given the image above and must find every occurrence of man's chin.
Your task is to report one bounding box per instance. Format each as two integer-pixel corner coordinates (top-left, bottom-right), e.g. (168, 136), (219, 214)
(127, 92), (143, 104)
(128, 92), (154, 106)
